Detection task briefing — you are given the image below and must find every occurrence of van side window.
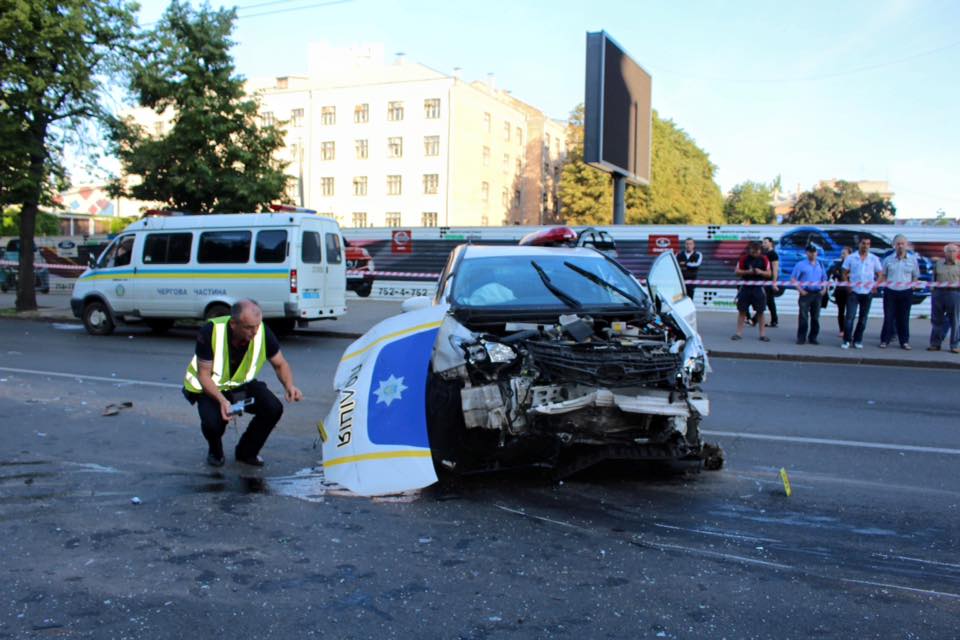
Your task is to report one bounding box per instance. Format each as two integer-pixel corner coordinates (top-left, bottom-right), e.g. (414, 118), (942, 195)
(143, 233), (192, 264)
(255, 230), (287, 263)
(301, 231), (322, 264)
(198, 231), (251, 263)
(325, 233), (342, 264)
(108, 235), (135, 268)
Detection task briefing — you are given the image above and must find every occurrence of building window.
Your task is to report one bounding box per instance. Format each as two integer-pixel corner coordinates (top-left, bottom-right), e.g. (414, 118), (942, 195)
(388, 136), (403, 159)
(354, 103), (369, 123)
(516, 126), (523, 146)
(424, 98), (440, 119)
(514, 189), (521, 208)
(515, 158), (522, 175)
(154, 121), (164, 136)
(481, 181), (489, 203)
(385, 212), (402, 227)
(355, 139), (368, 159)
(424, 135), (440, 156)
(260, 111), (275, 127)
(321, 141), (335, 161)
(352, 212), (368, 228)
(353, 176), (368, 196)
(483, 112), (491, 132)
(387, 175), (402, 195)
(423, 174), (439, 194)
(501, 188), (509, 208)
(321, 177), (335, 196)
(422, 211), (438, 227)
(388, 101), (404, 121)
(503, 122), (511, 141)
(554, 165), (561, 180)
(502, 153), (510, 172)
(482, 146), (490, 166)
(321, 105), (336, 125)
(481, 215), (489, 226)
(290, 108), (304, 127)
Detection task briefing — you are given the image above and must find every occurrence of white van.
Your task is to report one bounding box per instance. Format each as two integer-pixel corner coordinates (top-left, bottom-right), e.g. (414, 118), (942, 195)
(70, 213), (346, 335)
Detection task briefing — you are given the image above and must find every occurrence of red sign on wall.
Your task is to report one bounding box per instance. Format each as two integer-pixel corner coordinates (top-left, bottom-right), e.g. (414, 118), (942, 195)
(391, 229), (413, 254)
(647, 234), (679, 255)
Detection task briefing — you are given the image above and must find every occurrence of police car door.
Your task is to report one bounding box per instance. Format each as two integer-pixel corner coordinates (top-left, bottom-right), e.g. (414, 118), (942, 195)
(647, 251), (698, 332)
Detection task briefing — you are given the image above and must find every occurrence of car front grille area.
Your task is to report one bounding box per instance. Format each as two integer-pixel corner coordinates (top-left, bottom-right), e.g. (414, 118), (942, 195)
(523, 340), (680, 387)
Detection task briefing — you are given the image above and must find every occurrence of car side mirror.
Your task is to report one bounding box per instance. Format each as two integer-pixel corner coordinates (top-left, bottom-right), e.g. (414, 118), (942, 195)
(401, 296), (432, 313)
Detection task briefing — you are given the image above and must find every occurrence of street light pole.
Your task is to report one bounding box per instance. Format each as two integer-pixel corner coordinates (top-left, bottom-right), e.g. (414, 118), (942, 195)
(612, 173), (626, 224)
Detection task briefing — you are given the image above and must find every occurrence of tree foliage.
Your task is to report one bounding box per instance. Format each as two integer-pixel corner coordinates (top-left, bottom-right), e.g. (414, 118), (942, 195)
(109, 1), (290, 213)
(559, 104), (724, 225)
(724, 180), (774, 224)
(0, 0), (136, 310)
(790, 181), (895, 225)
(1, 207), (61, 236)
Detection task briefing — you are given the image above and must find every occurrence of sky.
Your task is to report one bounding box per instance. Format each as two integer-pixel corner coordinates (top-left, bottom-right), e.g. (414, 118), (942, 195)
(132, 0), (960, 219)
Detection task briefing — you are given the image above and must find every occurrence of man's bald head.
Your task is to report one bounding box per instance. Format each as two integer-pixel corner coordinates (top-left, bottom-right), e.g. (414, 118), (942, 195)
(229, 299), (262, 343)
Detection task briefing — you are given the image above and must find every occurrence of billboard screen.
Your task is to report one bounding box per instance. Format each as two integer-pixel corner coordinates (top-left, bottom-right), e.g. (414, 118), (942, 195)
(584, 31), (652, 185)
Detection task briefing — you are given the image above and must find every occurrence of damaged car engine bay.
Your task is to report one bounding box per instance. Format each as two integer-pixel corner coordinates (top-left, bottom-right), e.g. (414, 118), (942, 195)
(427, 271), (724, 477)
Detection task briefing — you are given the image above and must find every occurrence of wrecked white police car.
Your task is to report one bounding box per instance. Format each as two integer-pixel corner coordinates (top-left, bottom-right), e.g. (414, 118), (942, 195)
(321, 244), (721, 496)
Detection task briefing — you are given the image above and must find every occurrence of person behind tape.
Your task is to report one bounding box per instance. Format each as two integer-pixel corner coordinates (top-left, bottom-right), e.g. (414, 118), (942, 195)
(790, 244), (828, 345)
(183, 299), (303, 467)
(929, 243), (960, 353)
(878, 234), (920, 350)
(732, 241), (771, 342)
(841, 237), (883, 349)
(677, 237), (703, 300)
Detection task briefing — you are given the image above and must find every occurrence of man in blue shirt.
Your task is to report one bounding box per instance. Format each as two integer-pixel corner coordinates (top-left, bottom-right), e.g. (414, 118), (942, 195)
(790, 244), (828, 345)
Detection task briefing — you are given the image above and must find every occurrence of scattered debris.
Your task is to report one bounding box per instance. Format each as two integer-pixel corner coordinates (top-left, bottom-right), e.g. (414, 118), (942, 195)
(779, 467), (792, 497)
(130, 497), (141, 505)
(102, 401), (133, 416)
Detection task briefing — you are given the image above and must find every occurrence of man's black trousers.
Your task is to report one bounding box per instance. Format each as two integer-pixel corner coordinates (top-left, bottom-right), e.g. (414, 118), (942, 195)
(187, 380), (283, 459)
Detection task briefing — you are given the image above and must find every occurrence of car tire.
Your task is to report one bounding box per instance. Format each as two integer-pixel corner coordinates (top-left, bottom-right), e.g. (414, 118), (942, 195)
(356, 281), (373, 298)
(145, 319), (174, 334)
(82, 300), (115, 336)
(204, 303), (230, 322)
(268, 318), (296, 336)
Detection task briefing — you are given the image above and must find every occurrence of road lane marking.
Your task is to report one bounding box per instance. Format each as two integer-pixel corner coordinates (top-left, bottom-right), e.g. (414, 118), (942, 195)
(0, 366), (181, 389)
(653, 523), (780, 544)
(704, 430), (960, 456)
(872, 553), (960, 571)
(841, 578), (960, 600)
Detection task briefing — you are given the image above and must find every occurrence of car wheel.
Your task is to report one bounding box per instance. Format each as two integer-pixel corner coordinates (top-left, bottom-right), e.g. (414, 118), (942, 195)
(267, 318), (296, 336)
(356, 281), (373, 297)
(82, 300), (115, 336)
(204, 303), (230, 322)
(145, 319), (174, 334)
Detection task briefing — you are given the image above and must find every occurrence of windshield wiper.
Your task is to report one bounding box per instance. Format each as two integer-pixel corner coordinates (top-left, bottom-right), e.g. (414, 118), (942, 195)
(530, 260), (582, 310)
(562, 261), (645, 308)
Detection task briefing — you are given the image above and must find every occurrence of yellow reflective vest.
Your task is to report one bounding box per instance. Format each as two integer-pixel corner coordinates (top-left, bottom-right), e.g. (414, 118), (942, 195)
(184, 316), (267, 393)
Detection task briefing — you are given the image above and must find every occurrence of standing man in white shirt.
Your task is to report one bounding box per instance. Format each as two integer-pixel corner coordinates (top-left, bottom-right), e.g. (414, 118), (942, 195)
(879, 234), (920, 350)
(677, 238), (703, 300)
(841, 237), (883, 349)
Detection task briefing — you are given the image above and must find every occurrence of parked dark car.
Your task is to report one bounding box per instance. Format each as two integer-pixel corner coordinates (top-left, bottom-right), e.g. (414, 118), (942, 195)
(777, 227), (932, 303)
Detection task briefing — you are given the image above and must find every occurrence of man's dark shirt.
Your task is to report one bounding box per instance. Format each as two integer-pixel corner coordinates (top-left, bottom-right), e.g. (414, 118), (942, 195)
(195, 322), (280, 372)
(738, 254), (771, 281)
(677, 250), (703, 280)
(763, 249), (779, 281)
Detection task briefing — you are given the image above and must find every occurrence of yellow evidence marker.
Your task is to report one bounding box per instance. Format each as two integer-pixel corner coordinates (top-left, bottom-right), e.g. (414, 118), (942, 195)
(779, 467), (792, 497)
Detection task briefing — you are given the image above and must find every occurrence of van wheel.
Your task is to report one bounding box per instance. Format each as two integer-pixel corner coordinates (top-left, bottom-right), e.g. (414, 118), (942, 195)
(268, 318), (296, 336)
(356, 281), (373, 297)
(204, 303), (230, 321)
(145, 319), (174, 334)
(83, 300), (115, 336)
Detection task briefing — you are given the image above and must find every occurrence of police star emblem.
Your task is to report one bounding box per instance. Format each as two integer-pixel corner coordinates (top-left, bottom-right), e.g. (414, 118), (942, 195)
(373, 374), (408, 407)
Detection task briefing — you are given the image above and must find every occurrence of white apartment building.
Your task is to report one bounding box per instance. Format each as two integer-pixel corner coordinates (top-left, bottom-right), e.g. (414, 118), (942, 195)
(251, 43), (566, 228)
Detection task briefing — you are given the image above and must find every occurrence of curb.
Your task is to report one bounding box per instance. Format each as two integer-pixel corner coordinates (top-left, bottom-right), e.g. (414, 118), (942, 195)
(708, 349), (960, 370)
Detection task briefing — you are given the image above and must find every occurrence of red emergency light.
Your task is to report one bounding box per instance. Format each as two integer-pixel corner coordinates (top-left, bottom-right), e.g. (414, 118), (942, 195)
(518, 226), (577, 247)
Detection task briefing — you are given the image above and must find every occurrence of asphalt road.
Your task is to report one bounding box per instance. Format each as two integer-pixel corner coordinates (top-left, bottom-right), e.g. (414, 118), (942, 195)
(1, 319), (957, 639)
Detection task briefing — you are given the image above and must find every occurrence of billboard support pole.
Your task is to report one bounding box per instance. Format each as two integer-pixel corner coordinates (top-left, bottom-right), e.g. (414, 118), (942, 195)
(612, 173), (626, 224)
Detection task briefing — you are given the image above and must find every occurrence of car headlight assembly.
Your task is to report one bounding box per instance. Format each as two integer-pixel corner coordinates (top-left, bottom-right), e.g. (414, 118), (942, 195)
(483, 341), (517, 364)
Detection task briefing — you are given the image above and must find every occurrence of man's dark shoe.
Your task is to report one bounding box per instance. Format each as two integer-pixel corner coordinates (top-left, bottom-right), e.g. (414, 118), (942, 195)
(767, 322), (778, 328)
(236, 454), (265, 467)
(206, 453), (225, 467)
(796, 339), (806, 345)
(809, 339), (820, 345)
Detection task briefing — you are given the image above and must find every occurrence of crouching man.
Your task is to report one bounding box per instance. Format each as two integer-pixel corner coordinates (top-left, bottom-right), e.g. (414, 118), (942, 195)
(183, 299), (303, 467)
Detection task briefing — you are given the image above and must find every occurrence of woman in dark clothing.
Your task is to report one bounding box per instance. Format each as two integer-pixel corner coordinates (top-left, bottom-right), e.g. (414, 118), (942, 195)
(829, 246), (852, 336)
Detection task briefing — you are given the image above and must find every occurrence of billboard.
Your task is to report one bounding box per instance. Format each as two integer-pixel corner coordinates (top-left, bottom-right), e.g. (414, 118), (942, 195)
(584, 31), (652, 185)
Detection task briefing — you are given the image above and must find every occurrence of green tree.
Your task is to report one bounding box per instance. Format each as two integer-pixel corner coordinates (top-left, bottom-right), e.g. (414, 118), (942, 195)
(1, 206), (61, 236)
(109, 1), (290, 213)
(790, 181), (895, 224)
(559, 104), (724, 225)
(724, 180), (774, 224)
(0, 0), (135, 310)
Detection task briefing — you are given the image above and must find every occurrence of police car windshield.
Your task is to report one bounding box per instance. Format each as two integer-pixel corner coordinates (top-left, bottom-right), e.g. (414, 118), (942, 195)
(452, 254), (647, 309)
